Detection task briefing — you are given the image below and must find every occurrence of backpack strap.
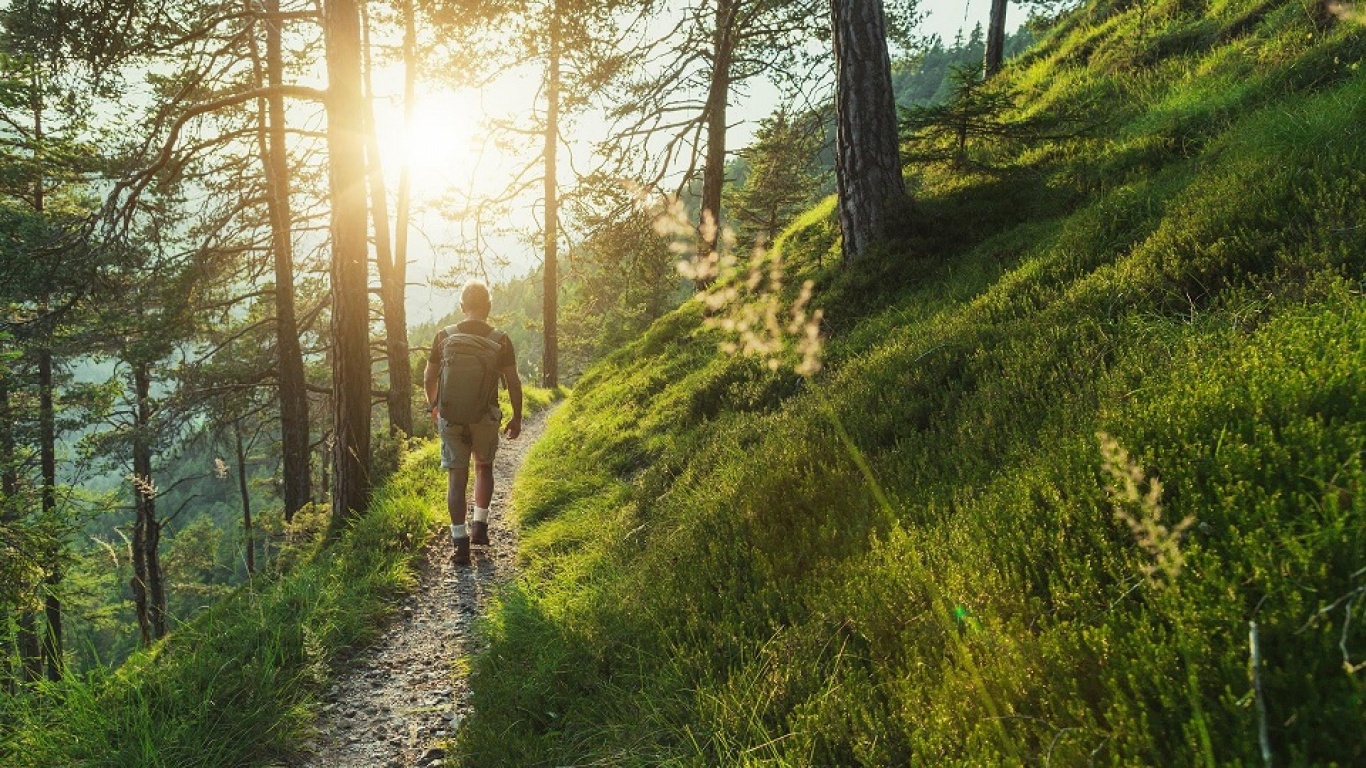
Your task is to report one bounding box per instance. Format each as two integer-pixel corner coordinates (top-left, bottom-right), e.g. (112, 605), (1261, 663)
(443, 323), (505, 357)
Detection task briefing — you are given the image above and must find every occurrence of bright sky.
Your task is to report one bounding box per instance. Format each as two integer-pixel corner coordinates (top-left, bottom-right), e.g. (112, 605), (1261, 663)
(921, 0), (998, 41)
(389, 0), (1021, 325)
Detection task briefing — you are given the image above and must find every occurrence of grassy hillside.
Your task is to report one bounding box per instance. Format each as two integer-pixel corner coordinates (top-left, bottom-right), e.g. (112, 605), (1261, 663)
(458, 2), (1366, 765)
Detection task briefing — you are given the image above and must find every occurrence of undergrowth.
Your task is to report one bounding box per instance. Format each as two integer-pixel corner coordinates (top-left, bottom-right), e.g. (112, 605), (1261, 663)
(0, 385), (562, 766)
(456, 2), (1366, 765)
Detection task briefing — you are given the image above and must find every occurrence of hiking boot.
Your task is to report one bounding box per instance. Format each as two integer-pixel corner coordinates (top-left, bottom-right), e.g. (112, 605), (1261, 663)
(469, 520), (489, 547)
(452, 536), (471, 565)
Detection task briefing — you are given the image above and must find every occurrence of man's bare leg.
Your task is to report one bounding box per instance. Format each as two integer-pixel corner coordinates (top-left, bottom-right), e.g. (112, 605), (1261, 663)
(448, 466), (471, 563)
(470, 462), (495, 546)
(474, 462), (494, 507)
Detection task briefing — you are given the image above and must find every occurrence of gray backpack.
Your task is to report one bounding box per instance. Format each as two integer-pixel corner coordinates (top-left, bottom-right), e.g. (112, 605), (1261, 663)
(437, 325), (505, 425)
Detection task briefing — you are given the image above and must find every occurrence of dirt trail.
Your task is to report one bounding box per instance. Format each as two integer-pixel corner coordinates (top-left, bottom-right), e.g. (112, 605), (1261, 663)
(296, 408), (551, 768)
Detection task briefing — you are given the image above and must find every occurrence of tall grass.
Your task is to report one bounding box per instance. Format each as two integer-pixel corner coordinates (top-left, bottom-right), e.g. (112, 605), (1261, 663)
(0, 385), (561, 766)
(0, 444), (437, 766)
(455, 2), (1366, 765)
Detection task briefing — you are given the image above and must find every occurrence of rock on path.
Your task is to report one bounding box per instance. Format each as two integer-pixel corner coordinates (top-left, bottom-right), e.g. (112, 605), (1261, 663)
(295, 408), (550, 768)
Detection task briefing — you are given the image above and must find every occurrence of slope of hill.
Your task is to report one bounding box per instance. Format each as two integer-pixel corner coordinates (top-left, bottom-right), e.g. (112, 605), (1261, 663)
(458, 1), (1366, 764)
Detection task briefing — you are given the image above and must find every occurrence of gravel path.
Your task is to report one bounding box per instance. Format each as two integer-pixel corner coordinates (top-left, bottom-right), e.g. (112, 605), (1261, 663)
(296, 408), (550, 768)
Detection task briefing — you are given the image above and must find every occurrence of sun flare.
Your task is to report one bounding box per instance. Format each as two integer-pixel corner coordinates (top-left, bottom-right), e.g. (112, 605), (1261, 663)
(374, 91), (484, 195)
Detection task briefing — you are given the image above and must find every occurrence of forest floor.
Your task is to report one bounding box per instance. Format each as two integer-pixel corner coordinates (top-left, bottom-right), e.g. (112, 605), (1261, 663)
(295, 408), (551, 768)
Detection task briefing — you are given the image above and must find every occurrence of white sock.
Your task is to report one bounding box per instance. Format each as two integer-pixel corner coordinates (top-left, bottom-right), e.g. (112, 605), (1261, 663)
(450, 523), (466, 539)
(473, 507), (489, 523)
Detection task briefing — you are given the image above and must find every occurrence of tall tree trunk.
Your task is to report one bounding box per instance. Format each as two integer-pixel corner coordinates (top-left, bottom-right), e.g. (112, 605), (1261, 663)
(831, 0), (907, 263)
(697, 0), (734, 287)
(130, 362), (166, 645)
(0, 377), (12, 516)
(324, 0), (373, 529)
(9, 0), (42, 692)
(234, 420), (255, 576)
(360, 0), (413, 436)
(393, 0), (415, 382)
(318, 439), (330, 506)
(1, 618), (8, 694)
(1, 378), (40, 685)
(31, 74), (63, 680)
(0, 379), (13, 691)
(38, 349), (61, 678)
(541, 3), (561, 389)
(984, 0), (1008, 78)
(259, 0), (312, 523)
(16, 612), (41, 684)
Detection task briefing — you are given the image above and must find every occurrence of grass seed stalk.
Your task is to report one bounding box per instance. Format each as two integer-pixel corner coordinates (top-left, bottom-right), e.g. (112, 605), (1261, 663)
(656, 199), (824, 377)
(1098, 432), (1194, 585)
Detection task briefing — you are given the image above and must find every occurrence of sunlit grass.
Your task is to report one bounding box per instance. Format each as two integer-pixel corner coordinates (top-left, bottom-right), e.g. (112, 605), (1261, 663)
(0, 442), (439, 765)
(454, 2), (1366, 764)
(0, 388), (565, 766)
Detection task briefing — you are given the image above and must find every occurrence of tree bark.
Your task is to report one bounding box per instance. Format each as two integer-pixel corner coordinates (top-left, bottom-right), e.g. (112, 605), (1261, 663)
(0, 379), (12, 691)
(318, 439), (331, 506)
(1, 379), (13, 507)
(260, 0), (313, 523)
(130, 362), (166, 645)
(393, 0), (415, 392)
(16, 612), (41, 684)
(234, 421), (255, 576)
(984, 0), (1008, 78)
(542, 3), (561, 389)
(831, 0), (907, 263)
(38, 349), (61, 678)
(697, 0), (735, 287)
(32, 78), (62, 680)
(324, 0), (373, 529)
(360, 0), (413, 436)
(1, 378), (40, 685)
(1, 375), (10, 589)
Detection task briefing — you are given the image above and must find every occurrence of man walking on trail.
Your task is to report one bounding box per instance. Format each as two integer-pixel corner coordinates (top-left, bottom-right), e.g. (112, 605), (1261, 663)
(424, 280), (523, 565)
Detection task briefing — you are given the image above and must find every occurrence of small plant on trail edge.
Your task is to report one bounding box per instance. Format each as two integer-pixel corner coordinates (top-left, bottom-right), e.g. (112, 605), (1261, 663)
(654, 198), (824, 378)
(1098, 431), (1194, 586)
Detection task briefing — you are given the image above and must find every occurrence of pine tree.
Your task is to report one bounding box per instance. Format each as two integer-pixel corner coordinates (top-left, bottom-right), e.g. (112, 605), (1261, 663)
(724, 109), (827, 246)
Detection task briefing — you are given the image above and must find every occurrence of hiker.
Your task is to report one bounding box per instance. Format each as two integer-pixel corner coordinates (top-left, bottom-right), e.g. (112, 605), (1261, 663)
(424, 280), (523, 565)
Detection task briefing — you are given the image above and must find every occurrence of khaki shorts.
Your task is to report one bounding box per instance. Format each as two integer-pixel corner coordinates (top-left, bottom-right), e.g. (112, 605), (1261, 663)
(439, 407), (501, 469)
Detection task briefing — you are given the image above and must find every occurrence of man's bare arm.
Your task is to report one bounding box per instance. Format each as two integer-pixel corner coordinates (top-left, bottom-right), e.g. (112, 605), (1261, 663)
(502, 365), (523, 439)
(423, 335), (441, 418)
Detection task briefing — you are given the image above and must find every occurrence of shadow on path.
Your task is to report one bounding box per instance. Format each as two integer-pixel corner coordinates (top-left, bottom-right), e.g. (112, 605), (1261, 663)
(295, 406), (554, 768)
